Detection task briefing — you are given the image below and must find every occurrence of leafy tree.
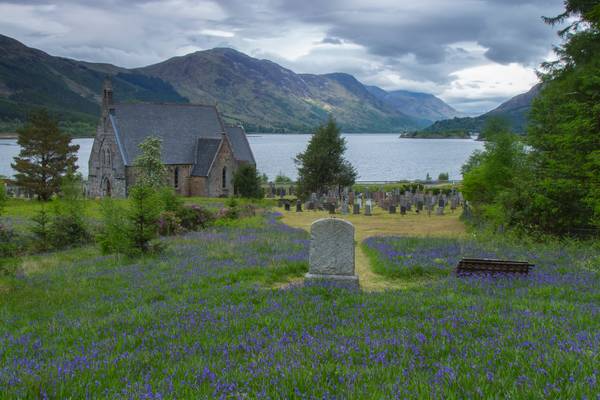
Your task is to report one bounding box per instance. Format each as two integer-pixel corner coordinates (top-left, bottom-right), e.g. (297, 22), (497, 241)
(11, 109), (79, 201)
(438, 172), (449, 182)
(259, 172), (269, 185)
(462, 132), (528, 227)
(295, 117), (357, 198)
(524, 1), (600, 234)
(125, 137), (165, 254)
(134, 136), (167, 189)
(274, 173), (293, 185)
(233, 164), (264, 199)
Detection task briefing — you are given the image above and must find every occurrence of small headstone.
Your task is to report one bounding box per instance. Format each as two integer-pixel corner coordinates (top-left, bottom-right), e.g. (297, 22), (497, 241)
(305, 218), (359, 289)
(284, 201), (291, 212)
(328, 203), (336, 214)
(400, 205), (406, 215)
(389, 205), (396, 214)
(365, 204), (372, 216)
(353, 203), (360, 215)
(296, 200), (303, 212)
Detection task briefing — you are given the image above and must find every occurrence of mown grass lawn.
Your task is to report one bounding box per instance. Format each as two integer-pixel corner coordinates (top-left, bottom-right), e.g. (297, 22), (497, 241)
(1, 211), (599, 398)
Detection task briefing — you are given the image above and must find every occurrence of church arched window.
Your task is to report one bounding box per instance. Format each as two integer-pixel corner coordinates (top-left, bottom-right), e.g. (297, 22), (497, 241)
(222, 166), (227, 189)
(174, 167), (179, 188)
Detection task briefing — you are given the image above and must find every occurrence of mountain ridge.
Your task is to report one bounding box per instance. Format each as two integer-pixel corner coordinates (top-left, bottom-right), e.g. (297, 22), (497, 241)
(420, 83), (542, 135)
(0, 34), (460, 135)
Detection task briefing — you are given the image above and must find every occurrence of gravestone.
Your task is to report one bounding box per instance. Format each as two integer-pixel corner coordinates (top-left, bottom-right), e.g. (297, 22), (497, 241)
(365, 200), (372, 216)
(389, 205), (396, 214)
(296, 200), (303, 212)
(353, 203), (360, 215)
(284, 201), (291, 212)
(328, 203), (336, 214)
(305, 218), (359, 289)
(400, 205), (406, 215)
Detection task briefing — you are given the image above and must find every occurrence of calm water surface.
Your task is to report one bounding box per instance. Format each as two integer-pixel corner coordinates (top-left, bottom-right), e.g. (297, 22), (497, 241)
(0, 134), (484, 181)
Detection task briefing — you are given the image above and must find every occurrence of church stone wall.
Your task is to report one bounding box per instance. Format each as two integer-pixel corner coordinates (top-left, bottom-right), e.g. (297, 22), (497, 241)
(206, 138), (236, 197)
(88, 122), (127, 198)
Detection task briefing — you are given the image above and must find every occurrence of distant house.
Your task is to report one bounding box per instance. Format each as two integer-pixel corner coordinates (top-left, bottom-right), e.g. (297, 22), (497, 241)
(88, 79), (255, 198)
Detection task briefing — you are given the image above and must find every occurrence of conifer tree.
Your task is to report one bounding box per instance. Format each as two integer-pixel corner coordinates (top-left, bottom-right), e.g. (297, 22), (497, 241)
(525, 1), (600, 233)
(295, 117), (356, 198)
(12, 109), (79, 201)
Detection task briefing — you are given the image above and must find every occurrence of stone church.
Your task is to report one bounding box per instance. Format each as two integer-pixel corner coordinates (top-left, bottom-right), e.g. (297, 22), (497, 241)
(88, 79), (255, 198)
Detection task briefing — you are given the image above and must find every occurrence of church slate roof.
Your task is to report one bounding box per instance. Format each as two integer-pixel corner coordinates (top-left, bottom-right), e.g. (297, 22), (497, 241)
(225, 125), (256, 164)
(110, 103), (225, 166)
(191, 138), (223, 177)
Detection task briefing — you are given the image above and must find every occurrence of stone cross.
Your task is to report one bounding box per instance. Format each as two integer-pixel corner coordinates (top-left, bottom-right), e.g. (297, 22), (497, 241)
(305, 218), (359, 289)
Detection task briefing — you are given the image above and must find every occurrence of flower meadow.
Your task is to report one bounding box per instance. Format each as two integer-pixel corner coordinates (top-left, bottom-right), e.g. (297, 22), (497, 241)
(1, 214), (600, 398)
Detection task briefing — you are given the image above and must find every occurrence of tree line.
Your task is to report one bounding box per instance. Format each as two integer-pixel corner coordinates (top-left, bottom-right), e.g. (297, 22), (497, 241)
(461, 0), (600, 236)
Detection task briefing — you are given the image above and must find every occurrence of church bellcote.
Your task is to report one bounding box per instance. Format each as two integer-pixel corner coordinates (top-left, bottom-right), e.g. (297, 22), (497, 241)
(101, 77), (114, 130)
(102, 77), (114, 115)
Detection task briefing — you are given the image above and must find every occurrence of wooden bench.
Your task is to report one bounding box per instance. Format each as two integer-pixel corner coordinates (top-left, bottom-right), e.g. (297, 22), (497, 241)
(456, 258), (534, 275)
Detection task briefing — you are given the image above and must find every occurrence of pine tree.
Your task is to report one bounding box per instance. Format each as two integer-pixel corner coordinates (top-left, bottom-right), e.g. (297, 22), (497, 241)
(233, 164), (264, 199)
(525, 1), (600, 234)
(294, 117), (357, 198)
(11, 109), (79, 201)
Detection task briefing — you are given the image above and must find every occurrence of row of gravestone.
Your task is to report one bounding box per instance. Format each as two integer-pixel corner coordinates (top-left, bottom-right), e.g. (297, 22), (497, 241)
(281, 190), (465, 216)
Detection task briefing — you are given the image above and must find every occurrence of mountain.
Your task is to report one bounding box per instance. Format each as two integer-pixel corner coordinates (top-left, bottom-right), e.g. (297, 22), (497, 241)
(366, 86), (462, 122)
(136, 48), (426, 132)
(420, 84), (542, 136)
(0, 34), (187, 135)
(0, 34), (457, 135)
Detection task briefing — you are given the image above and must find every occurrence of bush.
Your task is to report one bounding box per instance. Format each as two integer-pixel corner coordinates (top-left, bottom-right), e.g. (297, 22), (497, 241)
(97, 198), (130, 256)
(178, 205), (215, 231)
(157, 211), (183, 236)
(438, 172), (449, 181)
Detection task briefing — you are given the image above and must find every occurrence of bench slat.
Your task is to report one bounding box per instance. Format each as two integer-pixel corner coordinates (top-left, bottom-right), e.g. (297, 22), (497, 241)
(456, 258), (534, 275)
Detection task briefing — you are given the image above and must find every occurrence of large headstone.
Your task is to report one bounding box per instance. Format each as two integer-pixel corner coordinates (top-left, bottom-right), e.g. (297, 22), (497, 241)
(305, 218), (359, 289)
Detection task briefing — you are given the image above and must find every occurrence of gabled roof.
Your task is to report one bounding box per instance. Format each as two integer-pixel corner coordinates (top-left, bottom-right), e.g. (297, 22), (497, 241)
(110, 103), (225, 166)
(191, 137), (222, 177)
(225, 125), (256, 164)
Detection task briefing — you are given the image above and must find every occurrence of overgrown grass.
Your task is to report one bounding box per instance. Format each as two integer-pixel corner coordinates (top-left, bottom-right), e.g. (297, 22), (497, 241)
(1, 213), (599, 398)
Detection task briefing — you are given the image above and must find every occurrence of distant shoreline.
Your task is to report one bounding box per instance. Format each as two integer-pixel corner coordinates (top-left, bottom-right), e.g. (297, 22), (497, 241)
(0, 133), (18, 139)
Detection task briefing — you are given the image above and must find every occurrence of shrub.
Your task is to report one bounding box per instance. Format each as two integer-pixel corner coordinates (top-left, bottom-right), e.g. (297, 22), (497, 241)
(97, 198), (130, 256)
(157, 211), (183, 236)
(438, 172), (449, 181)
(178, 205), (215, 231)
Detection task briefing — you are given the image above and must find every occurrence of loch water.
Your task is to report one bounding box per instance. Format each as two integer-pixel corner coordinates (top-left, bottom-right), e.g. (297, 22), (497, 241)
(0, 134), (484, 182)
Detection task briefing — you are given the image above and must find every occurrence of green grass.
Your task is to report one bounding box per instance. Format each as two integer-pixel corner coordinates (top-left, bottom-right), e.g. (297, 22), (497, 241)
(1, 212), (599, 398)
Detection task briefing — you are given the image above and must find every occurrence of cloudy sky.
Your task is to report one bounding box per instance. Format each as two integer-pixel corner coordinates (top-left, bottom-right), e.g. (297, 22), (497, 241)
(0, 0), (566, 114)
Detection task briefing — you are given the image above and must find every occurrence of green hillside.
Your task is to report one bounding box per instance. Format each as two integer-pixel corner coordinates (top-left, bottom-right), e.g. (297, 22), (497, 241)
(417, 84), (542, 137)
